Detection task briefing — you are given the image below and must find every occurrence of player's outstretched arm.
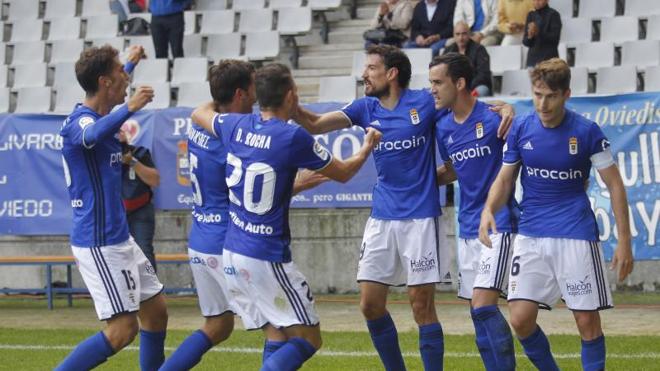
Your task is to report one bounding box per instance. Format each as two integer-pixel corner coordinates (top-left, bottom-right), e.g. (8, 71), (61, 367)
(598, 164), (634, 281)
(123, 45), (145, 74)
(191, 101), (218, 136)
(293, 105), (351, 135)
(292, 169), (330, 195)
(486, 100), (515, 138)
(82, 86), (153, 147)
(436, 161), (457, 186)
(479, 163), (519, 247)
(317, 127), (381, 183)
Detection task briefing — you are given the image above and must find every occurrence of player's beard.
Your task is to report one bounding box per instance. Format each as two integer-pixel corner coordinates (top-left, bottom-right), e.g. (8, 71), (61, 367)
(365, 83), (389, 99)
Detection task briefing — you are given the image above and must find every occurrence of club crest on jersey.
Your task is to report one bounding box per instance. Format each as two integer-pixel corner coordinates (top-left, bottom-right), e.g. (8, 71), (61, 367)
(476, 122), (484, 139)
(569, 137), (578, 155)
(409, 109), (420, 125)
(78, 116), (94, 129)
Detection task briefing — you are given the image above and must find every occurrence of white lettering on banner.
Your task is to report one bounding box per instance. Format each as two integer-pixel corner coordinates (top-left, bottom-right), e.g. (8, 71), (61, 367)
(0, 175), (6, 184)
(581, 101), (660, 126)
(228, 211), (274, 235)
(173, 117), (193, 136)
(590, 197), (660, 247)
(0, 200), (53, 217)
(0, 134), (63, 151)
(335, 193), (372, 202)
(637, 200), (660, 246)
(177, 193), (194, 206)
(313, 194), (334, 203)
(593, 132), (660, 189)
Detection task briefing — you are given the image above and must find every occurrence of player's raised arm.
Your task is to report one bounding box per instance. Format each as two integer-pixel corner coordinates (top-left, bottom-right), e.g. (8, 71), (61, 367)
(191, 101), (219, 136)
(487, 100), (515, 138)
(293, 105), (352, 135)
(123, 45), (145, 74)
(479, 162), (519, 247)
(317, 127), (381, 183)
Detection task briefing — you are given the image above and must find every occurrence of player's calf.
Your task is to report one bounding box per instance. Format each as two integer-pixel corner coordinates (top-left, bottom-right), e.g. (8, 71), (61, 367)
(105, 313), (140, 350)
(202, 313), (235, 345)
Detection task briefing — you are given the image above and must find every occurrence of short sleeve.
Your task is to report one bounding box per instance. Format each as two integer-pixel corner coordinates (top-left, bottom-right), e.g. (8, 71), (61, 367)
(341, 98), (369, 128)
(62, 115), (95, 148)
(588, 122), (615, 170)
(502, 117), (522, 165)
(211, 113), (224, 137)
(213, 113), (241, 147)
(289, 127), (333, 171)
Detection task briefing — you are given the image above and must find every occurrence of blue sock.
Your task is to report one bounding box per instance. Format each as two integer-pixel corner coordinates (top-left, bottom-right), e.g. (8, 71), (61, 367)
(160, 330), (213, 371)
(581, 335), (606, 371)
(263, 340), (286, 364)
(419, 323), (444, 371)
(519, 326), (559, 371)
(366, 313), (406, 371)
(472, 305), (516, 371)
(139, 329), (166, 371)
(471, 308), (497, 371)
(261, 337), (316, 371)
(54, 331), (115, 370)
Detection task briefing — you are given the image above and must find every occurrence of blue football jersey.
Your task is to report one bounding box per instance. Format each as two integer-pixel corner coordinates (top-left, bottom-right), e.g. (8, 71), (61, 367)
(215, 113), (333, 262)
(60, 104), (133, 247)
(436, 101), (518, 239)
(342, 89), (443, 220)
(503, 109), (610, 241)
(187, 122), (229, 255)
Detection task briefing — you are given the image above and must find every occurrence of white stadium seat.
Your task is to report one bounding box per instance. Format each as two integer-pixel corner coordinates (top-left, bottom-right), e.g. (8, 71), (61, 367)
(270, 0), (303, 8)
(131, 59), (169, 85)
(485, 45), (522, 74)
(621, 40), (660, 68)
(625, 0), (660, 16)
(48, 17), (82, 41)
(578, 0), (616, 18)
(195, 0), (228, 10)
(126, 36), (156, 59)
(554, 0), (575, 18)
(206, 33), (242, 60)
(52, 62), (77, 87)
(239, 9), (273, 33)
(309, 0), (342, 11)
(82, 0), (113, 17)
(199, 10), (235, 34)
(408, 74), (429, 90)
(139, 82), (171, 109)
(277, 7), (312, 35)
(644, 66), (660, 91)
(233, 0), (266, 10)
(600, 17), (638, 43)
(48, 40), (84, 64)
(318, 76), (356, 102)
(245, 31), (280, 60)
(0, 65), (8, 87)
(574, 42), (614, 70)
(182, 34), (203, 57)
(561, 18), (592, 45)
(570, 67), (589, 95)
(10, 19), (44, 42)
(351, 51), (366, 79)
(0, 87), (10, 112)
(172, 57), (208, 86)
(184, 11), (197, 35)
(596, 66), (637, 94)
(45, 0), (78, 19)
(15, 87), (52, 113)
(11, 41), (46, 65)
(501, 69), (531, 96)
(646, 15), (660, 40)
(6, 0), (40, 20)
(53, 84), (85, 113)
(177, 82), (212, 107)
(87, 37), (125, 51)
(403, 48), (432, 75)
(84, 15), (119, 39)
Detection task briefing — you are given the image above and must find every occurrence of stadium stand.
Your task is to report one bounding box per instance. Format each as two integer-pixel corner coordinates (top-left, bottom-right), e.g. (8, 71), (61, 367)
(578, 0), (616, 19)
(15, 86), (51, 113)
(194, 0), (228, 11)
(171, 57), (208, 86)
(239, 8), (274, 33)
(9, 19), (43, 42)
(81, 0), (112, 17)
(48, 39), (85, 63)
(53, 83), (84, 113)
(597, 66), (638, 94)
(44, 0), (77, 19)
(12, 62), (47, 88)
(5, 0), (40, 21)
(600, 16), (639, 43)
(199, 10), (235, 34)
(205, 33), (242, 60)
(0, 87), (9, 112)
(644, 65), (660, 91)
(47, 17), (82, 40)
(131, 58), (169, 85)
(574, 42), (615, 70)
(318, 75), (356, 102)
(176, 81), (212, 107)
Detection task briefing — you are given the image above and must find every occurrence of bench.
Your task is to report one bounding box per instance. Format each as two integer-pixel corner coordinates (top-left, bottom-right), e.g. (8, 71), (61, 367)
(0, 254), (194, 310)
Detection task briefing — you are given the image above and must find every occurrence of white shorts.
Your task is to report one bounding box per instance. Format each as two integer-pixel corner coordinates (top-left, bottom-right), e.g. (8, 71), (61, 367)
(188, 249), (235, 317)
(357, 216), (452, 286)
(507, 235), (613, 311)
(457, 233), (514, 300)
(72, 238), (163, 320)
(222, 250), (320, 330)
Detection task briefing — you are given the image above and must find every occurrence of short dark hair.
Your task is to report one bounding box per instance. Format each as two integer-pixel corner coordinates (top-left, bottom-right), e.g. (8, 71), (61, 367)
(255, 63), (294, 109)
(366, 44), (412, 88)
(208, 59), (255, 105)
(429, 53), (474, 89)
(530, 58), (571, 92)
(75, 45), (118, 95)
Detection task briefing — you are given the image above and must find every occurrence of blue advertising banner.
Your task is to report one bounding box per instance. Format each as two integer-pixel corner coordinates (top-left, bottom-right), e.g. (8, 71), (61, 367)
(0, 94), (657, 261)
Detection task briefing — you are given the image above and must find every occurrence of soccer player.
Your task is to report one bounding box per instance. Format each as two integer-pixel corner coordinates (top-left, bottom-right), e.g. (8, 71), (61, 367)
(190, 63), (381, 371)
(431, 53), (517, 371)
(479, 58), (634, 371)
(293, 44), (513, 371)
(57, 45), (168, 371)
(161, 60), (327, 370)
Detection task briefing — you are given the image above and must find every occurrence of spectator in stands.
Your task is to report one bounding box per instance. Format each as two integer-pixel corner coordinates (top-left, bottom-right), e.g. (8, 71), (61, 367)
(404, 0), (457, 56)
(119, 128), (161, 272)
(149, 0), (192, 58)
(522, 0), (561, 67)
(497, 0), (534, 45)
(443, 21), (493, 96)
(454, 0), (503, 46)
(365, 0), (415, 48)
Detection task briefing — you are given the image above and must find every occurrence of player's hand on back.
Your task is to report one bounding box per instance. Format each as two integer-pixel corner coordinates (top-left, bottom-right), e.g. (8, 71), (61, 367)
(478, 210), (497, 248)
(610, 241), (634, 282)
(489, 103), (515, 138)
(128, 86), (154, 112)
(126, 45), (146, 64)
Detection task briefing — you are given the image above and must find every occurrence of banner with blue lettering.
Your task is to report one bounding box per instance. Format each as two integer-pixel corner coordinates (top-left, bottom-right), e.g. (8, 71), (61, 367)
(0, 94), (657, 261)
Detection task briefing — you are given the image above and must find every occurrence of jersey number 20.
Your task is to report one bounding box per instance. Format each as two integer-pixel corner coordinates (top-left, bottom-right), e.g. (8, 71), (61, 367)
(226, 152), (275, 215)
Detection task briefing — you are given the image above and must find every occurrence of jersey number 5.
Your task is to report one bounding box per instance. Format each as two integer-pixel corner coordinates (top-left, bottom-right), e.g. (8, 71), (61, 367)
(226, 152), (276, 215)
(189, 153), (203, 206)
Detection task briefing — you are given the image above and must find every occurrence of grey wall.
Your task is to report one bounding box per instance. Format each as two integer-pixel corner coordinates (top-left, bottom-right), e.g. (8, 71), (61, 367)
(0, 208), (658, 293)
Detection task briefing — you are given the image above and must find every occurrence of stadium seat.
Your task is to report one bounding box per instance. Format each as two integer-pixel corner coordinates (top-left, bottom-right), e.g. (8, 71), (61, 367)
(622, 40), (660, 68)
(177, 82), (212, 107)
(554, 0), (575, 18)
(0, 65), (8, 87)
(277, 7), (312, 35)
(644, 65), (660, 91)
(10, 41), (46, 65)
(87, 37), (125, 51)
(570, 67), (589, 94)
(126, 36), (156, 59)
(578, 0), (616, 18)
(557, 42), (567, 61)
(195, 0), (228, 10)
(84, 15), (119, 39)
(15, 86), (51, 113)
(12, 63), (47, 88)
(184, 11), (197, 35)
(270, 0), (303, 8)
(199, 10), (235, 34)
(403, 48), (432, 75)
(81, 0), (113, 17)
(182, 34), (203, 57)
(560, 18), (592, 45)
(409, 73), (429, 90)
(0, 45), (5, 65)
(0, 87), (10, 112)
(318, 76), (356, 102)
(233, 0), (266, 10)
(53, 83), (84, 113)
(239, 9), (273, 33)
(171, 57), (208, 86)
(6, 0), (40, 20)
(206, 33), (242, 60)
(485, 45), (522, 74)
(351, 51), (366, 79)
(9, 19), (44, 42)
(47, 17), (82, 41)
(574, 42), (614, 70)
(624, 0), (660, 16)
(600, 17), (638, 43)
(596, 66), (637, 94)
(647, 15), (660, 40)
(52, 62), (76, 87)
(138, 82), (171, 109)
(308, 0), (342, 11)
(245, 31), (280, 60)
(45, 0), (78, 19)
(131, 58), (169, 85)
(501, 69), (531, 96)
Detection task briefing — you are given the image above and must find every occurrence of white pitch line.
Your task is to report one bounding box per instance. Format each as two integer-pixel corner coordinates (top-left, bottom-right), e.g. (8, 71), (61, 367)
(1, 344), (659, 360)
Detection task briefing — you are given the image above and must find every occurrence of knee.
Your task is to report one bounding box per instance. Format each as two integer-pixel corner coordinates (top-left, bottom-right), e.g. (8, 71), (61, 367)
(409, 290), (436, 323)
(203, 315), (234, 345)
(574, 313), (602, 340)
(360, 298), (387, 320)
(509, 315), (535, 338)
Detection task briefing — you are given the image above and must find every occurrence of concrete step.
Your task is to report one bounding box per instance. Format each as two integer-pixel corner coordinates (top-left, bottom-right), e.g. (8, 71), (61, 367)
(292, 67), (352, 77)
(328, 30), (365, 44)
(298, 53), (353, 69)
(356, 6), (377, 19)
(299, 42), (364, 53)
(331, 18), (372, 28)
